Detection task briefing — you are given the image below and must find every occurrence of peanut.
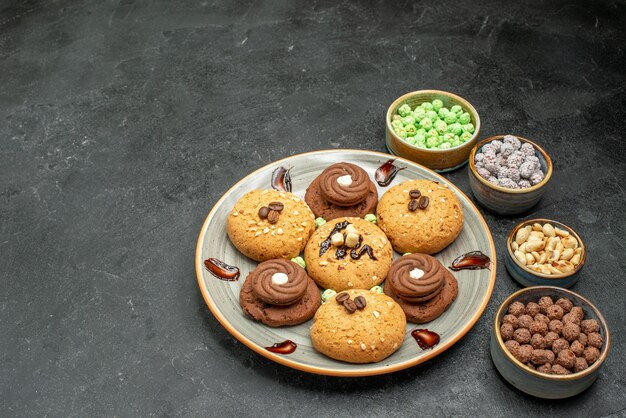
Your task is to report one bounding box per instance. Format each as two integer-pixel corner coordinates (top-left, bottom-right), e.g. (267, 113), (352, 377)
(516, 228), (530, 245)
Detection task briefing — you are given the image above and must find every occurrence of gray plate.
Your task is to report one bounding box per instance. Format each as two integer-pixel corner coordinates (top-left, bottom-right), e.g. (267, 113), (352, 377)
(195, 149), (496, 376)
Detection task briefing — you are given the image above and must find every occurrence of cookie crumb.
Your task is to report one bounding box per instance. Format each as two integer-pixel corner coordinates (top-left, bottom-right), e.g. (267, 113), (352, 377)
(360, 343), (367, 351)
(373, 311), (380, 318)
(347, 339), (353, 345)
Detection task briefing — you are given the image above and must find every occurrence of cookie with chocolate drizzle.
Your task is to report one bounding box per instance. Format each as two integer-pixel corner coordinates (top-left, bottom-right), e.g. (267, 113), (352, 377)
(240, 259), (321, 327)
(384, 254), (458, 323)
(305, 162), (378, 220)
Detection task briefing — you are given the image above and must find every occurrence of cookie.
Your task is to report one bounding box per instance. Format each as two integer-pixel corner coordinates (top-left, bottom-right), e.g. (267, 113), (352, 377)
(377, 180), (464, 254)
(310, 289), (406, 363)
(227, 189), (315, 261)
(305, 162), (378, 220)
(384, 254), (458, 323)
(304, 217), (393, 291)
(239, 259), (321, 327)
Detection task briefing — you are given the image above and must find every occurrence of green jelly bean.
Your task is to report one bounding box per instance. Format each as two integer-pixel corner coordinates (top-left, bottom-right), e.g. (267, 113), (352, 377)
(315, 217), (326, 228)
(321, 289), (337, 303)
(364, 213), (377, 224)
(451, 104), (463, 114)
(398, 104), (412, 117)
(432, 99), (443, 111)
(291, 256), (306, 269)
(445, 113), (457, 124)
(458, 112), (471, 124)
(435, 120), (447, 134)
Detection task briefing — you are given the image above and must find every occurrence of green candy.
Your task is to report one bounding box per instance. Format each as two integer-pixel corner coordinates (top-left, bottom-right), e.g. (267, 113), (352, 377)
(431, 99), (443, 111)
(391, 120), (402, 130)
(426, 110), (438, 122)
(321, 289), (337, 303)
(392, 114), (402, 122)
(397, 128), (407, 139)
(440, 142), (451, 149)
(448, 123), (463, 136)
(291, 256), (306, 269)
(427, 128), (439, 138)
(414, 133), (426, 143)
(458, 112), (471, 124)
(416, 128), (427, 135)
(434, 120), (447, 134)
(426, 136), (439, 148)
(462, 123), (475, 133)
(444, 113), (457, 124)
(443, 133), (455, 142)
(414, 140), (426, 148)
(402, 115), (416, 125)
(451, 139), (461, 147)
(451, 104), (463, 114)
(398, 104), (412, 117)
(314, 217), (326, 228)
(370, 285), (384, 294)
(461, 132), (473, 141)
(405, 124), (417, 136)
(419, 118), (432, 130)
(413, 108), (426, 120)
(421, 102), (434, 111)
(364, 213), (377, 224)
(438, 107), (450, 118)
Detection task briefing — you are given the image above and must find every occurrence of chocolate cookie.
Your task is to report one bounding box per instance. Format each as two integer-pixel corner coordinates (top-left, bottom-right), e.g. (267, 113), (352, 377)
(305, 162), (378, 220)
(377, 180), (464, 254)
(227, 189), (315, 261)
(384, 254), (458, 323)
(240, 259), (321, 327)
(304, 217), (393, 292)
(310, 289), (406, 363)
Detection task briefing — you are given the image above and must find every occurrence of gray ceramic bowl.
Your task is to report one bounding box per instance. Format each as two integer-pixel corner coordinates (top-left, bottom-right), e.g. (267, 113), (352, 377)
(491, 286), (610, 399)
(468, 135), (552, 215)
(505, 219), (586, 288)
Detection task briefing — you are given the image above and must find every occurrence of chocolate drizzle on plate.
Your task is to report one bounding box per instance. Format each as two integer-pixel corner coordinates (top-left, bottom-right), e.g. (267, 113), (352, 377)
(375, 159), (404, 187)
(204, 258), (240, 281)
(271, 166), (292, 192)
(449, 251), (491, 271)
(265, 340), (297, 354)
(411, 329), (440, 350)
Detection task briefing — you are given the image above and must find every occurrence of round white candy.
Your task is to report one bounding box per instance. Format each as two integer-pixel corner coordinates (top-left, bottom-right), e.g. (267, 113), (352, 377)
(409, 268), (425, 280)
(336, 174), (353, 187)
(271, 272), (289, 285)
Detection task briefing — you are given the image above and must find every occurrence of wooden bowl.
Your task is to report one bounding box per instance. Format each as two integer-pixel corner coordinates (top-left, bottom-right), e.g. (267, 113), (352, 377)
(468, 135), (553, 215)
(385, 90), (481, 172)
(491, 286), (610, 399)
(505, 219), (586, 288)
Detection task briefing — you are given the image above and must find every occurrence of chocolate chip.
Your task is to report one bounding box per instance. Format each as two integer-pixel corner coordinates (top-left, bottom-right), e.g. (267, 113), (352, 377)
(258, 207), (269, 219)
(268, 201), (284, 211)
(408, 199), (419, 212)
(418, 196), (430, 209)
(267, 210), (280, 224)
(409, 189), (421, 198)
(343, 299), (357, 314)
(335, 292), (349, 303)
(354, 295), (367, 309)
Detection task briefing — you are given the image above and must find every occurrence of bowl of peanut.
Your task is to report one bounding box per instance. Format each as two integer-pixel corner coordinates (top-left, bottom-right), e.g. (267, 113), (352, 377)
(505, 219), (586, 288)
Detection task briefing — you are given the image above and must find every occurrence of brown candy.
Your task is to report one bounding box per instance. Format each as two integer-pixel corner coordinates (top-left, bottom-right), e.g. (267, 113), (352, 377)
(335, 292), (349, 303)
(552, 338), (569, 355)
(515, 344), (533, 363)
(343, 299), (357, 314)
(556, 349), (576, 369)
(574, 357), (589, 372)
(584, 346), (600, 364)
(514, 328), (531, 344)
(549, 319), (563, 334)
(268, 201), (284, 211)
(409, 189), (421, 198)
(551, 364), (571, 375)
(555, 297), (573, 313)
(538, 296), (554, 314)
(517, 314), (533, 329)
(546, 304), (564, 320)
(408, 199), (419, 212)
(354, 295), (367, 310)
(570, 306), (584, 321)
(570, 340), (585, 357)
(505, 340), (520, 354)
(530, 333), (546, 349)
(525, 302), (541, 317)
(587, 332), (603, 348)
(530, 320), (548, 336)
(562, 312), (581, 325)
(501, 323), (514, 340)
(508, 301), (526, 316)
(562, 323), (580, 342)
(537, 363), (552, 374)
(502, 314), (519, 329)
(418, 195), (430, 209)
(581, 319), (600, 334)
(258, 206), (270, 219)
(267, 210), (280, 224)
(544, 331), (559, 347)
(531, 349), (554, 365)
(534, 313), (550, 325)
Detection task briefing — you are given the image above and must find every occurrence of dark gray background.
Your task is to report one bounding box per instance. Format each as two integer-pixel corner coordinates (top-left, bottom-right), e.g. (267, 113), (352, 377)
(1, 0), (625, 416)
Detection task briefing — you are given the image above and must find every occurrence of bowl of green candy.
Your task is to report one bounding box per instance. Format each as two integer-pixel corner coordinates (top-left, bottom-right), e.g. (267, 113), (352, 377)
(385, 90), (481, 172)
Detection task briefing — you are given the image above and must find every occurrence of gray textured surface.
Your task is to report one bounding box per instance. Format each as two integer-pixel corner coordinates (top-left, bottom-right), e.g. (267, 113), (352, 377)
(1, 0), (625, 416)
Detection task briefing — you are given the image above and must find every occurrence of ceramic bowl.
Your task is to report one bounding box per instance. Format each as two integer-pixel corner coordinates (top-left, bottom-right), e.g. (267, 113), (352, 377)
(468, 135), (553, 215)
(505, 219), (586, 288)
(385, 90), (481, 172)
(491, 286), (610, 399)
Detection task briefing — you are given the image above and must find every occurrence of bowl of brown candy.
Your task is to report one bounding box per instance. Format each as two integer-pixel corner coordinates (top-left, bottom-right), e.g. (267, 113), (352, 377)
(490, 286), (610, 399)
